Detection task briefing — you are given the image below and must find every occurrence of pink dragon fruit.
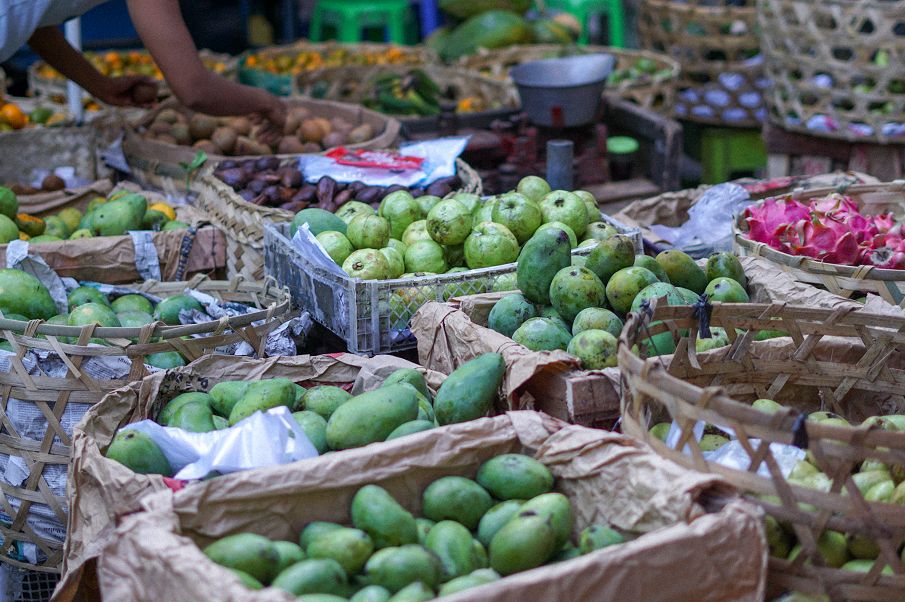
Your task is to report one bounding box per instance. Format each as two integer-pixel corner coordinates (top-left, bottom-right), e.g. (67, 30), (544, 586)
(745, 192), (899, 267)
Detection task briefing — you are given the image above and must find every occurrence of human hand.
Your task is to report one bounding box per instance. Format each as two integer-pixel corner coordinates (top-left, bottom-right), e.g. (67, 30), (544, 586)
(92, 75), (159, 107)
(252, 97), (288, 146)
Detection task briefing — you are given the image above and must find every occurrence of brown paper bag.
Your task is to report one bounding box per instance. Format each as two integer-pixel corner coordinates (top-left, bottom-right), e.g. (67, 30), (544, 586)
(56, 352), (444, 602)
(93, 411), (767, 602)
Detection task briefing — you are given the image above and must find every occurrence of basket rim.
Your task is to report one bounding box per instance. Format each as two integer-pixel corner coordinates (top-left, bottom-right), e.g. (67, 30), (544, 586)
(734, 182), (905, 281)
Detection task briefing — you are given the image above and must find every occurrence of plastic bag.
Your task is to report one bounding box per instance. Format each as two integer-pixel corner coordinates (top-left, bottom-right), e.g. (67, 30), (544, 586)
(298, 136), (469, 188)
(121, 406), (318, 480)
(649, 183), (752, 257)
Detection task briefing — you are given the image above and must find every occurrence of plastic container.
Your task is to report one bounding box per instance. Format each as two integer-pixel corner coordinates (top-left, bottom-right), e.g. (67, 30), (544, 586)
(510, 54), (616, 127)
(264, 217), (642, 355)
(607, 135), (639, 181)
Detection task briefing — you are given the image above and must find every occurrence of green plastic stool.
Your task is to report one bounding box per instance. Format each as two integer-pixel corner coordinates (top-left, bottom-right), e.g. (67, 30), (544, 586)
(310, 0), (411, 44)
(700, 128), (767, 184)
(545, 0), (626, 47)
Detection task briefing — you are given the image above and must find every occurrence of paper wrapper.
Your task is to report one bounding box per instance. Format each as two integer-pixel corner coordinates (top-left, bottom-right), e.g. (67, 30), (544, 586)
(0, 181), (225, 282)
(411, 255), (869, 427)
(92, 411), (766, 602)
(55, 352), (444, 602)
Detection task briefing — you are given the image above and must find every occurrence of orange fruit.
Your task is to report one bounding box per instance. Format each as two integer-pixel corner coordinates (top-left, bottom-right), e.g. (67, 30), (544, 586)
(148, 202), (176, 221)
(0, 104), (27, 129)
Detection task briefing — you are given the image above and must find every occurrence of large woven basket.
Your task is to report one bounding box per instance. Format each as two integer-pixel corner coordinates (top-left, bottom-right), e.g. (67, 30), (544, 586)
(198, 156), (482, 280)
(122, 97), (400, 192)
(239, 41), (435, 96)
(27, 49), (236, 100)
(638, 0), (765, 127)
(0, 126), (101, 185)
(759, 0), (905, 144)
(0, 275), (291, 573)
(620, 301), (905, 600)
(294, 64), (519, 125)
(457, 44), (680, 114)
(734, 182), (905, 305)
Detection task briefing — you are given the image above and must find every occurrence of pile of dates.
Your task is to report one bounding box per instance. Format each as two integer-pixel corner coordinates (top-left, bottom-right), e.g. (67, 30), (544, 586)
(214, 157), (464, 213)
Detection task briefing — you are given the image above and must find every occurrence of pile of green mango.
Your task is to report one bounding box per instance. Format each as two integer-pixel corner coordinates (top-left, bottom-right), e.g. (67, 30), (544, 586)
(486, 236), (762, 369)
(200, 453), (629, 598)
(105, 354), (506, 478)
(651, 404), (905, 576)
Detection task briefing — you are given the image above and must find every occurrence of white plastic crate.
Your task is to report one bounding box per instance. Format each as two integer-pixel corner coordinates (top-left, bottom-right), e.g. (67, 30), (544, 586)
(264, 217), (642, 355)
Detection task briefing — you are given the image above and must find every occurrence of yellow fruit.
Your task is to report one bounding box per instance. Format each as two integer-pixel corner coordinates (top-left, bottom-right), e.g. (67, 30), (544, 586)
(86, 196), (107, 212)
(18, 232), (29, 241)
(148, 202), (176, 221)
(56, 207), (83, 233)
(14, 213), (45, 237)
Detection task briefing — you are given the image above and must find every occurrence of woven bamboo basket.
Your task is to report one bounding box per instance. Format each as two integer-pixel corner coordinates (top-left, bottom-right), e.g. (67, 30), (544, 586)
(239, 41), (436, 96)
(638, 0), (765, 126)
(122, 97), (400, 192)
(0, 126), (100, 185)
(197, 156), (482, 280)
(620, 301), (905, 600)
(734, 182), (905, 305)
(0, 274), (291, 572)
(457, 44), (680, 113)
(759, 0), (905, 144)
(294, 64), (519, 123)
(27, 49), (236, 100)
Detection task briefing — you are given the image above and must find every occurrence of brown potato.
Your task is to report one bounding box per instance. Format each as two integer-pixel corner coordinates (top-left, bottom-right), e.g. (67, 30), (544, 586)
(189, 114), (218, 141)
(347, 123), (374, 144)
(299, 120), (324, 143)
(212, 127), (238, 154)
(229, 116), (252, 136)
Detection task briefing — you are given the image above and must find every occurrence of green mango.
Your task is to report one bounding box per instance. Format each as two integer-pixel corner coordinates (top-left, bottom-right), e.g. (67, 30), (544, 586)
(157, 392), (211, 425)
(387, 582), (433, 601)
(382, 368), (430, 400)
(764, 515), (791, 558)
(634, 255), (671, 283)
(170, 401), (216, 433)
(516, 227), (571, 305)
(273, 540), (306, 573)
(842, 559), (893, 574)
(437, 569), (500, 596)
(145, 351), (185, 369)
(114, 193), (149, 221)
(752, 398), (782, 414)
(67, 286), (110, 310)
(488, 293), (537, 338)
(433, 353), (504, 426)
(788, 460), (820, 480)
(850, 471), (892, 496)
(292, 411), (329, 454)
(203, 533), (281, 584)
(512, 317), (572, 352)
(0, 268), (57, 320)
(415, 518), (435, 545)
(471, 538), (488, 569)
(704, 277), (749, 303)
(153, 294), (203, 325)
(416, 397), (435, 424)
(425, 520), (481, 581)
(307, 527), (374, 575)
(788, 531), (849, 569)
(300, 522), (344, 551)
(476, 454), (554, 500)
(293, 383), (306, 407)
(706, 252), (747, 288)
(585, 235), (636, 286)
(655, 250), (708, 293)
(111, 294), (154, 315)
(105, 429), (173, 476)
(212, 415), (229, 430)
(228, 568), (263, 589)
(422, 476), (493, 530)
(700, 434), (729, 451)
(303, 385), (353, 419)
(91, 200), (142, 236)
(271, 558), (348, 596)
(579, 524), (624, 554)
(350, 585), (392, 602)
(364, 545), (442, 593)
(552, 543), (582, 562)
(326, 385), (418, 450)
(847, 534), (880, 560)
(386, 420), (435, 441)
(477, 500), (524, 548)
(516, 493), (573, 548)
(295, 595), (348, 602)
(488, 515), (557, 575)
(351, 485), (418, 549)
(209, 381), (250, 417)
(228, 378), (296, 426)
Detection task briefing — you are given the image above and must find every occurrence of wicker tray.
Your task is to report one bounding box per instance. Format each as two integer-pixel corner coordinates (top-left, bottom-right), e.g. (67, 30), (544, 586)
(759, 0), (905, 144)
(734, 182), (905, 305)
(27, 49), (236, 101)
(265, 211), (640, 356)
(122, 97), (400, 193)
(198, 156), (481, 281)
(457, 44), (680, 114)
(0, 275), (291, 572)
(620, 301), (905, 600)
(238, 41), (435, 96)
(638, 0), (765, 127)
(294, 64), (519, 130)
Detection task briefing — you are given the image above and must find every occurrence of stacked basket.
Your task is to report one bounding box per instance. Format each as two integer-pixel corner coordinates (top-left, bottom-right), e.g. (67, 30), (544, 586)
(759, 0), (905, 143)
(620, 301), (905, 599)
(638, 0), (765, 126)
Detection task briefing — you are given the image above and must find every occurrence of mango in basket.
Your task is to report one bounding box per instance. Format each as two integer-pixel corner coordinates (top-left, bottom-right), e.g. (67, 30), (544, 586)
(14, 213), (44, 237)
(145, 351), (186, 369)
(148, 202), (176, 221)
(0, 268), (57, 320)
(106, 429), (173, 476)
(0, 215), (18, 244)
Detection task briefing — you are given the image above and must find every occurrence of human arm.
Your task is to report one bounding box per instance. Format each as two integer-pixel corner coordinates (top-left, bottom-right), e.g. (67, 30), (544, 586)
(125, 0), (286, 128)
(27, 27), (158, 106)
